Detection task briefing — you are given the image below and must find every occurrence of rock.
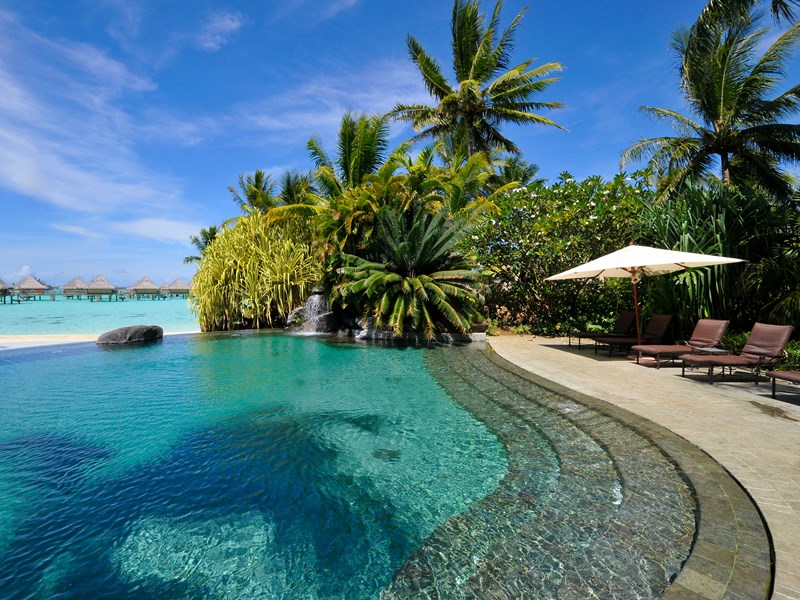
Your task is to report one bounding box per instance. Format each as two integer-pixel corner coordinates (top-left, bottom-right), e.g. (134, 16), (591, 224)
(97, 325), (163, 345)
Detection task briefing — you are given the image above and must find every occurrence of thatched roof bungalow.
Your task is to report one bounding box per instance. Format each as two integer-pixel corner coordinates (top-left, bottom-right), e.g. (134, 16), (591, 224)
(169, 278), (190, 296)
(13, 275), (49, 299)
(62, 277), (89, 298)
(128, 276), (160, 298)
(87, 275), (118, 300)
(0, 278), (13, 303)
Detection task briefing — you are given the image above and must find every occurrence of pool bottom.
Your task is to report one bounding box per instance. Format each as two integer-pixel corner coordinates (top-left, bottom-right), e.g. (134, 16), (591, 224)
(382, 344), (772, 599)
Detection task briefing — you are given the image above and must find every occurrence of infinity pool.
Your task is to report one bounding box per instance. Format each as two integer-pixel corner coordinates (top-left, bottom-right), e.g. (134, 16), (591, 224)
(0, 333), (696, 598)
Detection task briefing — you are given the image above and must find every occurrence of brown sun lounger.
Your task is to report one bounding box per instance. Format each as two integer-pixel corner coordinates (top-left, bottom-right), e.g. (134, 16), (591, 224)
(594, 314), (673, 356)
(767, 371), (800, 398)
(630, 319), (730, 368)
(569, 311), (636, 349)
(680, 322), (794, 384)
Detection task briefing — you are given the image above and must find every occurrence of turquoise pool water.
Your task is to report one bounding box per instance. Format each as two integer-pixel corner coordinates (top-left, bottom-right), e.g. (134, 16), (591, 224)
(0, 334), (509, 598)
(0, 295), (199, 335)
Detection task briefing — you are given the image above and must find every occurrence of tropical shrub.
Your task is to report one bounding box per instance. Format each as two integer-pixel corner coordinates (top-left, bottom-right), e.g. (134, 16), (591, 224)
(640, 182), (799, 332)
(469, 173), (650, 333)
(334, 203), (484, 339)
(190, 213), (321, 331)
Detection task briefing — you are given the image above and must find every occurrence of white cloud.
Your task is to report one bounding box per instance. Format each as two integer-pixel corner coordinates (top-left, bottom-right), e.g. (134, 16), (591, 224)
(112, 218), (203, 245)
(323, 0), (359, 19)
(238, 59), (429, 146)
(3, 265), (31, 283)
(51, 223), (107, 241)
(195, 11), (245, 52)
(0, 12), (182, 215)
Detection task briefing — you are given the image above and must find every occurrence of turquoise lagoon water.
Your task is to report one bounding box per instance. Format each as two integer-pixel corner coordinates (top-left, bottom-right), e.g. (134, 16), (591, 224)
(0, 295), (199, 335)
(0, 334), (510, 598)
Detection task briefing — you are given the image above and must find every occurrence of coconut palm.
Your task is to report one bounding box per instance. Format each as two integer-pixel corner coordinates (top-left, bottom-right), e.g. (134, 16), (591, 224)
(334, 203), (484, 339)
(390, 0), (565, 157)
(228, 170), (278, 213)
(184, 225), (220, 265)
(308, 112), (390, 198)
(701, 0), (799, 24)
(621, 13), (800, 199)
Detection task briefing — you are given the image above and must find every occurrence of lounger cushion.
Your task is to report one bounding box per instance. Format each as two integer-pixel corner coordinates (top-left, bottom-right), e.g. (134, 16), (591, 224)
(679, 353), (767, 368)
(768, 371), (800, 384)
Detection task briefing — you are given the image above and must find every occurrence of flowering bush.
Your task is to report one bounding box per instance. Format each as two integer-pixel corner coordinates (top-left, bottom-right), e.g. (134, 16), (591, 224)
(468, 172), (651, 333)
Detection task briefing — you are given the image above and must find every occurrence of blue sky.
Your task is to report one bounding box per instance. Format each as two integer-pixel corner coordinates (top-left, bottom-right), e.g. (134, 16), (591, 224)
(1, 1), (797, 286)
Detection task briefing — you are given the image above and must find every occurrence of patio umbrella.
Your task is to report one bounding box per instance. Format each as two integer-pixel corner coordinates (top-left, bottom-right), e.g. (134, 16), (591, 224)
(545, 244), (744, 343)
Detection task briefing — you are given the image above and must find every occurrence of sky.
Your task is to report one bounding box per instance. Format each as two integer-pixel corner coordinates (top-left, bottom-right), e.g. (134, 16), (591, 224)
(1, 0), (798, 286)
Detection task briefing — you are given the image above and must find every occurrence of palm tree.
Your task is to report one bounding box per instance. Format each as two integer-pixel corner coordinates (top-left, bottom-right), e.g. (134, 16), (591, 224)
(307, 112), (390, 198)
(701, 0), (800, 24)
(184, 226), (220, 264)
(621, 13), (800, 199)
(390, 0), (565, 157)
(486, 155), (545, 193)
(228, 170), (278, 213)
(334, 203), (484, 339)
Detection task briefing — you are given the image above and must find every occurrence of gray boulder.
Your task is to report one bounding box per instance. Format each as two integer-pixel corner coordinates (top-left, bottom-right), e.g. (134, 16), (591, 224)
(97, 325), (164, 345)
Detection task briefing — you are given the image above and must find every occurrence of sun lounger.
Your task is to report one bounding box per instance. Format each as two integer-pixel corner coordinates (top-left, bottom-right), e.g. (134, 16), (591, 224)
(594, 314), (673, 356)
(569, 311), (636, 349)
(767, 371), (800, 398)
(680, 322), (794, 384)
(630, 319), (730, 368)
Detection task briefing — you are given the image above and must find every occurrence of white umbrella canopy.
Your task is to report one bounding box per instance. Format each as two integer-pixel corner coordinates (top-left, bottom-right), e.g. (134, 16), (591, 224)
(546, 245), (744, 282)
(546, 244), (745, 343)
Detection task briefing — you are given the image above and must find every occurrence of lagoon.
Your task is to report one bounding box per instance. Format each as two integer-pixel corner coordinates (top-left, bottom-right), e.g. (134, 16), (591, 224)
(0, 296), (199, 336)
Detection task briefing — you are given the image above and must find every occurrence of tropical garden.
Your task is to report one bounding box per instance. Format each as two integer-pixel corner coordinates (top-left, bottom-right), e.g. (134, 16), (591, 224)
(189, 0), (800, 347)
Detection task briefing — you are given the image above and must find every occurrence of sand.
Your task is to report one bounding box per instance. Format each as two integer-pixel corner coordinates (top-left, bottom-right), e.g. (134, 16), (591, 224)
(0, 330), (201, 351)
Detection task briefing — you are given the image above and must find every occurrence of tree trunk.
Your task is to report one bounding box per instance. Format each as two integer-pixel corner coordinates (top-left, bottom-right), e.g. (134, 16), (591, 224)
(720, 152), (730, 185)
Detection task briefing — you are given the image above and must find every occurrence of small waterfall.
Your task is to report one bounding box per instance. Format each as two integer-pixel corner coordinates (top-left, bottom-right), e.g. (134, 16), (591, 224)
(301, 291), (336, 333)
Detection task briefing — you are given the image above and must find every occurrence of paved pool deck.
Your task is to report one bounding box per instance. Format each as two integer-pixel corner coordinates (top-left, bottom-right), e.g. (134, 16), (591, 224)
(489, 334), (800, 600)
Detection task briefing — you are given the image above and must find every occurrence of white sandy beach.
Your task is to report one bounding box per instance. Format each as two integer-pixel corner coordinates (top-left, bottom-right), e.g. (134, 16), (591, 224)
(0, 330), (201, 351)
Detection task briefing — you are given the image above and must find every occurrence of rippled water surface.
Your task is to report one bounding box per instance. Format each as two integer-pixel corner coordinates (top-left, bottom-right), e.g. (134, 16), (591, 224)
(0, 334), (509, 599)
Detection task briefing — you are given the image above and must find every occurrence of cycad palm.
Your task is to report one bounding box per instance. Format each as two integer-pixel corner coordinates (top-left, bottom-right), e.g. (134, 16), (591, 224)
(621, 13), (800, 199)
(335, 204), (484, 339)
(390, 0), (564, 157)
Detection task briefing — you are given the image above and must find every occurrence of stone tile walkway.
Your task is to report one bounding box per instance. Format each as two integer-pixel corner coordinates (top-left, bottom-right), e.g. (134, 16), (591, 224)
(489, 334), (800, 600)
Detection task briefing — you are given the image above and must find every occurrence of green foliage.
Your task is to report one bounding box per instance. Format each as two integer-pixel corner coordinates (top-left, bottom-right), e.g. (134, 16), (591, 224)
(334, 203), (484, 339)
(189, 213), (321, 331)
(640, 182), (800, 332)
(390, 0), (564, 156)
(468, 173), (650, 333)
(228, 170), (278, 213)
(184, 226), (220, 265)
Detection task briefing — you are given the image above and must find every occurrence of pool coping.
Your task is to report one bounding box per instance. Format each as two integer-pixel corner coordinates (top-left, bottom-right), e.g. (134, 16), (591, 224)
(482, 345), (774, 599)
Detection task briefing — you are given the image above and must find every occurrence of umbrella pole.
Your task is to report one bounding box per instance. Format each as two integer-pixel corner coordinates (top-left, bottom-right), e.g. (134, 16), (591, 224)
(632, 276), (642, 345)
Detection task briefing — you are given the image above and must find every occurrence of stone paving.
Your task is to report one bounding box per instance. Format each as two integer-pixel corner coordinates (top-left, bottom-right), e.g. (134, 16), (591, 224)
(489, 334), (800, 600)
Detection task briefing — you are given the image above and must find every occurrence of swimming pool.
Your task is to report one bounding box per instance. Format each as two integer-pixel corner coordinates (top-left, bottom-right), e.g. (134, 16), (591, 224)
(0, 296), (199, 335)
(0, 333), (702, 598)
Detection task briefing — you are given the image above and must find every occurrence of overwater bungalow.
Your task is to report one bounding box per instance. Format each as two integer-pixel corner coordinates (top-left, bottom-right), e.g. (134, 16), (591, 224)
(14, 275), (50, 300)
(0, 278), (17, 304)
(87, 274), (119, 301)
(128, 276), (161, 299)
(159, 280), (171, 298)
(169, 278), (191, 298)
(62, 277), (89, 299)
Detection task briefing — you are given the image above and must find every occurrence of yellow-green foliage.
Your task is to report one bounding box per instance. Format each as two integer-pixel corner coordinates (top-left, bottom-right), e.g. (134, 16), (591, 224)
(190, 213), (321, 331)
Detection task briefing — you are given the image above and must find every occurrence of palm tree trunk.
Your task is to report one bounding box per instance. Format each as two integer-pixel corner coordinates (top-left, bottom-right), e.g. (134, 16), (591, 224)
(720, 152), (731, 185)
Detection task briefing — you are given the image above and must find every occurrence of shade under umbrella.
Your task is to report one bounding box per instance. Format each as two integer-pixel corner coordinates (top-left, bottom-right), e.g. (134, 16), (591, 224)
(546, 245), (744, 343)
